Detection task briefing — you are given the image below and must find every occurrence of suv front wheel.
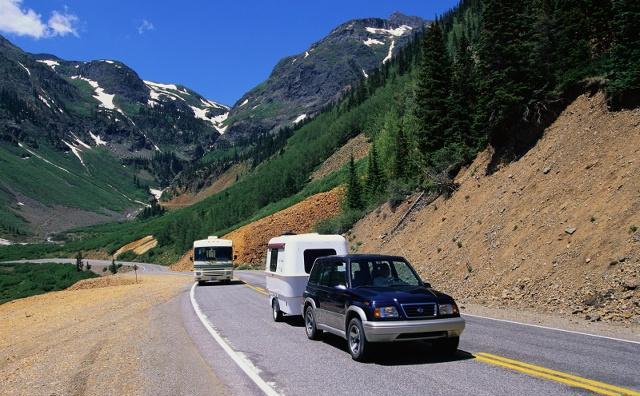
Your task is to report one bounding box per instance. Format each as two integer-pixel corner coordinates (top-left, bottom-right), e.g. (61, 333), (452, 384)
(347, 318), (369, 361)
(304, 306), (322, 340)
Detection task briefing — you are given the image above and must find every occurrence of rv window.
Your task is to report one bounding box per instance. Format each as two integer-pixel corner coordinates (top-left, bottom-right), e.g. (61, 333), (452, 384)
(269, 249), (279, 272)
(303, 249), (337, 273)
(194, 246), (232, 261)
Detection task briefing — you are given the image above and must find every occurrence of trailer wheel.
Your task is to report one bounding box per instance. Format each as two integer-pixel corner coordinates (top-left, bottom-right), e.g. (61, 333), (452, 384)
(272, 299), (283, 322)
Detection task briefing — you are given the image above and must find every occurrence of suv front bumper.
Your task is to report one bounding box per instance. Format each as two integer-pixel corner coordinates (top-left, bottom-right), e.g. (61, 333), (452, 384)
(363, 317), (465, 342)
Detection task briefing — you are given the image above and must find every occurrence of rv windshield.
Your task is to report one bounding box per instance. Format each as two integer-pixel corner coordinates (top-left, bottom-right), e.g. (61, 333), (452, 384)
(350, 259), (422, 288)
(194, 246), (232, 261)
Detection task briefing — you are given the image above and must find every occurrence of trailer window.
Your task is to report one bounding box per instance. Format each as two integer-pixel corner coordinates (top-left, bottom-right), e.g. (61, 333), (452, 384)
(269, 249), (279, 272)
(303, 249), (337, 273)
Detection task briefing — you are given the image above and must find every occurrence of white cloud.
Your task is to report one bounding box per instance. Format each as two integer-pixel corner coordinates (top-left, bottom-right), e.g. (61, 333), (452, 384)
(0, 0), (79, 38)
(137, 19), (153, 35)
(48, 8), (78, 37)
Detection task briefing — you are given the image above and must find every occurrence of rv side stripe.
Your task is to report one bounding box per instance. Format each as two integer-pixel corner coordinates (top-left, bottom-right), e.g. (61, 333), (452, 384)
(189, 283), (280, 396)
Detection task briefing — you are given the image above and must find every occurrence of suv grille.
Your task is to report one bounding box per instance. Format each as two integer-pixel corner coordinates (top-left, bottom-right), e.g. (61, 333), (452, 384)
(401, 303), (437, 318)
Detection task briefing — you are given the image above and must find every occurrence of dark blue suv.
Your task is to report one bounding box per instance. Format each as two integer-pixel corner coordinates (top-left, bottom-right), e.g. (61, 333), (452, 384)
(303, 254), (465, 361)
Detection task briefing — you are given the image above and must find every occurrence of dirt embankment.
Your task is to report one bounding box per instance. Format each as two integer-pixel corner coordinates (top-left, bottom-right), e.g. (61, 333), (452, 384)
(310, 134), (370, 181)
(0, 274), (192, 395)
(113, 235), (157, 258)
(224, 188), (343, 265)
(351, 92), (640, 325)
(163, 163), (247, 209)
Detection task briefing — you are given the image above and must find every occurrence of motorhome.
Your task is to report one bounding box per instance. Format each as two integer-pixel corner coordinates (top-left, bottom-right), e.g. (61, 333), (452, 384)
(192, 236), (234, 285)
(265, 233), (348, 321)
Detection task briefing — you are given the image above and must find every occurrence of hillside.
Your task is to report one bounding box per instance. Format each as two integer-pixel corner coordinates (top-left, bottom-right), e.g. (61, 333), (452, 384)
(350, 92), (640, 324)
(222, 12), (426, 141)
(0, 34), (228, 239)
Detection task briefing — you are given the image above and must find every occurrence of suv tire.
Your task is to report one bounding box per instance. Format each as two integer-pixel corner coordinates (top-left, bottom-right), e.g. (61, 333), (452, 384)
(347, 318), (369, 361)
(304, 306), (322, 340)
(433, 336), (459, 356)
(272, 299), (283, 322)
(197, 281), (206, 286)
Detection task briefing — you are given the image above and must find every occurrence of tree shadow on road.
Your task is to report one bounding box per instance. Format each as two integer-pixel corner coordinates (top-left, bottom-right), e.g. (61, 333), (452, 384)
(321, 333), (474, 366)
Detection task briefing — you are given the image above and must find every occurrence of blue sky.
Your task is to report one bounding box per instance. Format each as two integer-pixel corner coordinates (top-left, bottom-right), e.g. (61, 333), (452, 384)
(3, 0), (459, 105)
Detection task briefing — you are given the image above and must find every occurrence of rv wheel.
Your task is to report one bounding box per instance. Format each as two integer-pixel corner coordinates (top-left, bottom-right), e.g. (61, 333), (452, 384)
(272, 299), (283, 322)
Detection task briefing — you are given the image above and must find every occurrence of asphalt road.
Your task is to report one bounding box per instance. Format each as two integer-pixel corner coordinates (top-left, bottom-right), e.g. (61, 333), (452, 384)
(187, 270), (640, 396)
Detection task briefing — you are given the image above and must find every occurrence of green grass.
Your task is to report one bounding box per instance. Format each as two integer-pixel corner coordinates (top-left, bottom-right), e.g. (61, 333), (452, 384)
(0, 262), (98, 304)
(0, 142), (149, 236)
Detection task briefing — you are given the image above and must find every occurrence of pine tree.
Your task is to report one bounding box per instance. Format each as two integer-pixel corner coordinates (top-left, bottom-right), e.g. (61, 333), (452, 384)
(75, 251), (84, 272)
(345, 155), (364, 210)
(393, 123), (409, 180)
(414, 20), (451, 159)
(447, 35), (477, 150)
(365, 143), (385, 198)
(473, 0), (536, 151)
(607, 0), (640, 109)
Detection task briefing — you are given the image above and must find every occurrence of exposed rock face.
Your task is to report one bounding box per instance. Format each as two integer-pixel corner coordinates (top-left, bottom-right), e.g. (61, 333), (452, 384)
(223, 12), (427, 141)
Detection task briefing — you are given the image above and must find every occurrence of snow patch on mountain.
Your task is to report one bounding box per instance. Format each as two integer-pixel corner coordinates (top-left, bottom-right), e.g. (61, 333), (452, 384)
(363, 38), (384, 46)
(383, 40), (395, 64)
(0, 238), (12, 246)
(89, 131), (107, 146)
(36, 59), (60, 70)
(63, 140), (86, 167)
(149, 188), (164, 200)
(240, 99), (249, 107)
(362, 69), (368, 78)
(18, 143), (71, 174)
(18, 62), (30, 76)
(365, 25), (412, 37)
(293, 114), (307, 124)
(71, 76), (118, 111)
(38, 95), (51, 108)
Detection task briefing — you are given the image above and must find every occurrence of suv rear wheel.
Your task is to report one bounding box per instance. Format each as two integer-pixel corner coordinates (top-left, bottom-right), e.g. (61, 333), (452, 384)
(272, 299), (283, 322)
(304, 306), (322, 340)
(347, 318), (369, 361)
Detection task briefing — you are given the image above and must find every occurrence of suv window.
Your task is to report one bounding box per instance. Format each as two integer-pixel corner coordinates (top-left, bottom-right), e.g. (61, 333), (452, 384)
(303, 249), (336, 273)
(308, 259), (323, 285)
(318, 260), (346, 287)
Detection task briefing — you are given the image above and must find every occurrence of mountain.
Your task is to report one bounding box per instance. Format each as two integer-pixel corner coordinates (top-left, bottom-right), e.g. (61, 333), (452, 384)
(222, 12), (427, 141)
(0, 34), (228, 239)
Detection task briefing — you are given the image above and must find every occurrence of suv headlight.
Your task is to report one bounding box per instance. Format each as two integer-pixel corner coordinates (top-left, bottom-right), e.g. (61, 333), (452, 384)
(438, 303), (459, 316)
(373, 306), (399, 318)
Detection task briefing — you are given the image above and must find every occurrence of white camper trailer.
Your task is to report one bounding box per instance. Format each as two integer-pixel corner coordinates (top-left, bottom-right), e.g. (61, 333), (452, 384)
(192, 236), (234, 285)
(265, 233), (348, 321)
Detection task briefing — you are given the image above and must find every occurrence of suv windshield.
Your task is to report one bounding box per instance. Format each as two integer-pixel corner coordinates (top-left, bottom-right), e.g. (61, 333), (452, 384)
(350, 259), (422, 288)
(194, 246), (232, 261)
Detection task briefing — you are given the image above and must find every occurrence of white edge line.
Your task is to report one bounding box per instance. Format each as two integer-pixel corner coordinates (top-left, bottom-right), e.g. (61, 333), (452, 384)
(462, 313), (640, 345)
(189, 283), (280, 396)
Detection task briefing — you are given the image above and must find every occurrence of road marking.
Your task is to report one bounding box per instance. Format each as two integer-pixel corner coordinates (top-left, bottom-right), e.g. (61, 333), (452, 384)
(243, 282), (268, 296)
(189, 283), (279, 396)
(462, 313), (640, 345)
(475, 352), (640, 396)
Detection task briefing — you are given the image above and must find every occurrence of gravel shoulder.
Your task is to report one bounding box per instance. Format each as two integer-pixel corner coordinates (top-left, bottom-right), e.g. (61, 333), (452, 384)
(0, 273), (226, 396)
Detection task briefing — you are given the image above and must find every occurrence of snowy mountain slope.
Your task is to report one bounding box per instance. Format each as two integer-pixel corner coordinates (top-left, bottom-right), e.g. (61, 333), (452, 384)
(223, 12), (427, 140)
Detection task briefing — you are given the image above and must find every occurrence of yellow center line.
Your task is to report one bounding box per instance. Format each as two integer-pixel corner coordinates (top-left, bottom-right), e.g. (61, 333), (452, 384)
(241, 281), (268, 296)
(475, 352), (640, 396)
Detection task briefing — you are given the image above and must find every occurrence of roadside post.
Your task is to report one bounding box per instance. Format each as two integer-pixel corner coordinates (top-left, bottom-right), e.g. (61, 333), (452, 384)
(133, 264), (138, 283)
